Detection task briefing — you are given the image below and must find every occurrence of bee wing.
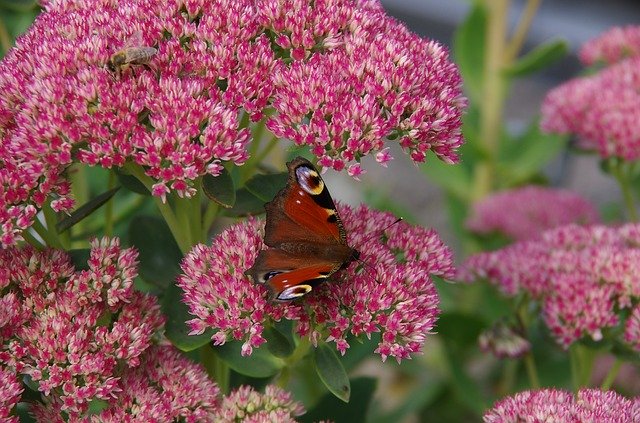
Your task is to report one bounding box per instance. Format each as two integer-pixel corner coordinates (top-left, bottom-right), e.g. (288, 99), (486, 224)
(124, 30), (144, 48)
(125, 47), (158, 64)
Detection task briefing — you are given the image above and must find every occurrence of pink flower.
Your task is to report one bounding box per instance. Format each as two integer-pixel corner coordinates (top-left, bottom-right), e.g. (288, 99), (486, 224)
(580, 25), (640, 65)
(466, 186), (600, 241)
(30, 345), (221, 422)
(625, 304), (640, 352)
(541, 27), (640, 161)
(484, 388), (640, 423)
(0, 366), (22, 423)
(478, 321), (531, 359)
(214, 385), (305, 422)
(461, 223), (640, 348)
(0, 0), (465, 247)
(179, 203), (454, 362)
(0, 238), (165, 419)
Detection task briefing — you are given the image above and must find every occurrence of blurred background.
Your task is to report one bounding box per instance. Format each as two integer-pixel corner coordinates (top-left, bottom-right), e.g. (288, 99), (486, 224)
(320, 0), (640, 251)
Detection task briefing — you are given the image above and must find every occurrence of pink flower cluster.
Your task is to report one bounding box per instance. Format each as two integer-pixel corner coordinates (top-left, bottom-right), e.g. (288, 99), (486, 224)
(466, 186), (600, 241)
(0, 0), (465, 247)
(216, 385), (305, 423)
(0, 238), (167, 419)
(460, 223), (640, 349)
(484, 388), (640, 423)
(580, 25), (640, 65)
(541, 26), (640, 161)
(0, 239), (308, 422)
(179, 203), (454, 362)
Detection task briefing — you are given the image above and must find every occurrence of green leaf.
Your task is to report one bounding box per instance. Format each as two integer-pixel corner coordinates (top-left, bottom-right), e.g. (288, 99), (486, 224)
(56, 187), (120, 233)
(68, 249), (91, 271)
(497, 121), (568, 187)
(263, 326), (294, 358)
(420, 160), (471, 201)
(313, 342), (351, 403)
(128, 215), (182, 289)
(0, 0), (39, 12)
(162, 282), (214, 351)
(115, 168), (151, 195)
(214, 340), (284, 378)
(224, 188), (265, 217)
(505, 39), (569, 77)
(453, 3), (487, 101)
(370, 381), (442, 423)
(244, 172), (288, 202)
(300, 377), (376, 423)
(202, 168), (236, 208)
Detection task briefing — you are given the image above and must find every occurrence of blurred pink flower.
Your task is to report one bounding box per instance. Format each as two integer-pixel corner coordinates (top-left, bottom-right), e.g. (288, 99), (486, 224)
(625, 305), (640, 352)
(0, 366), (21, 423)
(466, 186), (600, 241)
(179, 203), (454, 362)
(460, 223), (640, 348)
(0, 238), (165, 418)
(478, 320), (531, 359)
(541, 27), (640, 161)
(484, 388), (640, 423)
(580, 25), (640, 65)
(0, 0), (465, 247)
(215, 385), (305, 422)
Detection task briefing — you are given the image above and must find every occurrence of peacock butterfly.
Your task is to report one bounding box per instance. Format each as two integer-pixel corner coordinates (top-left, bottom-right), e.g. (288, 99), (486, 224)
(246, 156), (360, 301)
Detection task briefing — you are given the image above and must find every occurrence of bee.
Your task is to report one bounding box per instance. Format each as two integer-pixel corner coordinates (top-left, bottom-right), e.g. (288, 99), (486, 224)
(108, 31), (157, 76)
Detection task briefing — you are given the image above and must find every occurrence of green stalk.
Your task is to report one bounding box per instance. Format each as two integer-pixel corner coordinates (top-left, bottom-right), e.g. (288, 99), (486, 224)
(200, 344), (230, 394)
(124, 163), (191, 253)
(600, 358), (622, 390)
(104, 170), (117, 236)
(611, 160), (638, 221)
(569, 344), (595, 391)
(174, 193), (193, 247)
(523, 351), (540, 389)
(202, 201), (220, 241)
(190, 178), (204, 244)
(39, 205), (64, 248)
(504, 0), (542, 62)
(473, 0), (509, 200)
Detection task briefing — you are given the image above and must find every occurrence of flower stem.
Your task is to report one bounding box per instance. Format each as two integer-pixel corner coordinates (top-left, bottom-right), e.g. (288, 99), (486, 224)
(104, 170), (117, 236)
(505, 0), (542, 62)
(611, 160), (638, 221)
(569, 344), (595, 391)
(523, 351), (540, 389)
(600, 358), (622, 390)
(191, 178), (203, 243)
(473, 0), (509, 199)
(200, 344), (230, 394)
(124, 163), (192, 253)
(39, 205), (65, 249)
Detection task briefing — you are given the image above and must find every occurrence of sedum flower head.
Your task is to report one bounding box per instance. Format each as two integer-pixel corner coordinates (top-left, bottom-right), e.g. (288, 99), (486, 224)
(541, 27), (640, 162)
(478, 320), (531, 359)
(179, 203), (454, 362)
(0, 366), (22, 423)
(30, 345), (222, 422)
(215, 385), (305, 422)
(580, 25), (640, 65)
(0, 0), (465, 247)
(0, 238), (166, 419)
(461, 223), (640, 349)
(484, 388), (640, 423)
(625, 304), (640, 352)
(466, 186), (600, 241)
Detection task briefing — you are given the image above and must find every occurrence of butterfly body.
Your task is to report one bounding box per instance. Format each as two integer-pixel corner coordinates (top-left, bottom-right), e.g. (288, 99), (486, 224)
(246, 157), (359, 301)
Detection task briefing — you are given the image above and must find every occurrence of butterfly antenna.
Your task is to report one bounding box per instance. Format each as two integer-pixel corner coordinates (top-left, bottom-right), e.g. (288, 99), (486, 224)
(360, 217), (403, 245)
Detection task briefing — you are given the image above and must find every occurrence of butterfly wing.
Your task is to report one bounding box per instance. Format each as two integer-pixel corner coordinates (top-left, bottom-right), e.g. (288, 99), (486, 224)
(263, 157), (346, 247)
(246, 157), (359, 301)
(250, 248), (337, 301)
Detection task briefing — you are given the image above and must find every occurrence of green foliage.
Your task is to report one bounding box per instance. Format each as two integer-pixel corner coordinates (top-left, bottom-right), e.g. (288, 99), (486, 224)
(300, 377), (377, 423)
(313, 343), (351, 402)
